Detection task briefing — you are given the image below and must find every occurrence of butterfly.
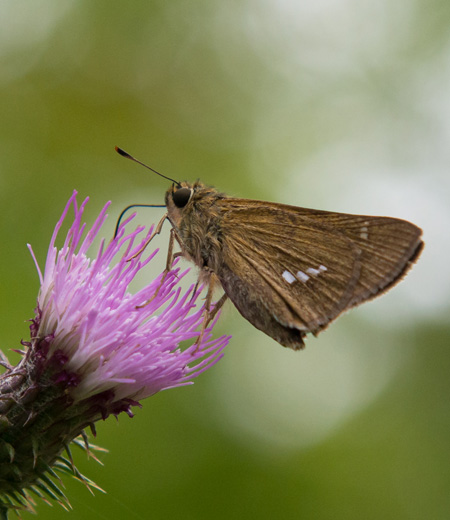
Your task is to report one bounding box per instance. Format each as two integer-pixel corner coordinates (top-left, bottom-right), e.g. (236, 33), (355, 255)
(116, 147), (424, 350)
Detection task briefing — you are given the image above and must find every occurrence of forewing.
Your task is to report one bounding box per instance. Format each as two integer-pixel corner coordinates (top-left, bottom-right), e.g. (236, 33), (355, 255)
(218, 203), (362, 333)
(218, 199), (422, 334)
(261, 203), (424, 307)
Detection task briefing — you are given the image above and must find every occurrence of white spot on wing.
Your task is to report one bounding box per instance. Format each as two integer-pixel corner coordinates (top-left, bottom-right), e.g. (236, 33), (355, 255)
(296, 270), (310, 283)
(360, 226), (369, 240)
(282, 270), (296, 284)
(306, 265), (328, 278)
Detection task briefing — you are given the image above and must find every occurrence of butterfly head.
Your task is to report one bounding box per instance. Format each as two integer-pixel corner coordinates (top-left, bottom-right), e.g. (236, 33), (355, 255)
(168, 183), (194, 208)
(165, 181), (193, 216)
(165, 181), (225, 229)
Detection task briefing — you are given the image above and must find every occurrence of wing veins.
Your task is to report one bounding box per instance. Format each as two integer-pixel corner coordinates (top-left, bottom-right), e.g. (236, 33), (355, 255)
(229, 234), (356, 328)
(230, 241), (319, 329)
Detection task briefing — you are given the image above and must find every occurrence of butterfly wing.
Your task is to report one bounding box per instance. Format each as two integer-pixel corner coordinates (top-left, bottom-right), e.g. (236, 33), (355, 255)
(217, 199), (423, 349)
(291, 206), (424, 308)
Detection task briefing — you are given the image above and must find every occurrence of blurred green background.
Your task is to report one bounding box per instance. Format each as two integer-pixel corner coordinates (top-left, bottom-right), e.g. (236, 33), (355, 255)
(1, 1), (449, 519)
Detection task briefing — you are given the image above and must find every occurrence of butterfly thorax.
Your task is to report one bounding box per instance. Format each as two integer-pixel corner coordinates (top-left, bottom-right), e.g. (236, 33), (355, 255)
(165, 181), (227, 276)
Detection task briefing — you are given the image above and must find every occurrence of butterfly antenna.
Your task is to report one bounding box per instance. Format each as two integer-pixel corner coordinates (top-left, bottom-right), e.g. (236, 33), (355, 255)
(114, 203), (165, 238)
(115, 146), (181, 187)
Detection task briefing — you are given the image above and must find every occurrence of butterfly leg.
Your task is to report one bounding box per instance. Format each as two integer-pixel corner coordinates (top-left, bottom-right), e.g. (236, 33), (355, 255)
(127, 213), (168, 261)
(195, 278), (228, 350)
(189, 279), (201, 303)
(136, 227), (185, 309)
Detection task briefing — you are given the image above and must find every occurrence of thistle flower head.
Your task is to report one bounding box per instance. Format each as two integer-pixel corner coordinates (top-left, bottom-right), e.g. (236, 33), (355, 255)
(0, 191), (229, 515)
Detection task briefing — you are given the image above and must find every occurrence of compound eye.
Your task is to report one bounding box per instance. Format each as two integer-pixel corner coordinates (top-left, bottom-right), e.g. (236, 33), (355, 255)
(172, 187), (192, 208)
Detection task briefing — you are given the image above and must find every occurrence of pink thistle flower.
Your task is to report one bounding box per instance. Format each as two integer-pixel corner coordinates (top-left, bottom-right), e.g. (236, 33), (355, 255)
(0, 191), (229, 516)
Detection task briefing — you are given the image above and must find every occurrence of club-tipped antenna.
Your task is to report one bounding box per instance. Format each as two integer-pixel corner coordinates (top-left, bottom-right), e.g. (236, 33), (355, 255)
(114, 203), (166, 238)
(115, 146), (181, 187)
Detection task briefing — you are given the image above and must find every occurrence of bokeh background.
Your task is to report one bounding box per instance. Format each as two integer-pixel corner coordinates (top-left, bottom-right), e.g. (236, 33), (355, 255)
(1, 1), (449, 519)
